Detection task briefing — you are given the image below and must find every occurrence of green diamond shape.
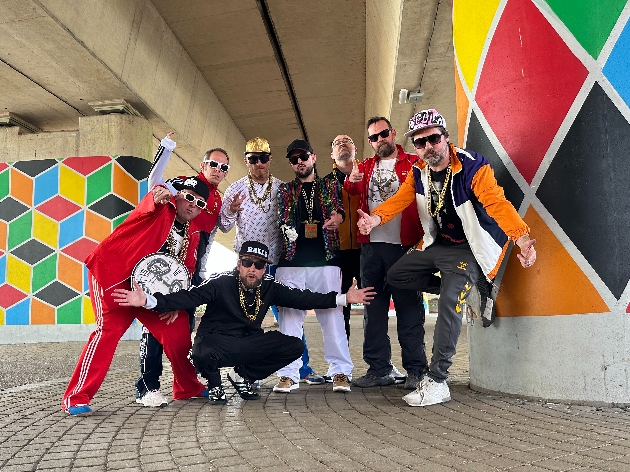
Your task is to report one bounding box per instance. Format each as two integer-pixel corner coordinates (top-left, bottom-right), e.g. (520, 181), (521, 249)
(8, 211), (32, 250)
(32, 253), (57, 293)
(0, 168), (8, 200)
(57, 297), (81, 324)
(86, 164), (112, 205)
(544, 0), (626, 59)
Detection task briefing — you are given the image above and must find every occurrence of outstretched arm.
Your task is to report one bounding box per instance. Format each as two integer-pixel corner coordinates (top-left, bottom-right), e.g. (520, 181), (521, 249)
(148, 132), (178, 194)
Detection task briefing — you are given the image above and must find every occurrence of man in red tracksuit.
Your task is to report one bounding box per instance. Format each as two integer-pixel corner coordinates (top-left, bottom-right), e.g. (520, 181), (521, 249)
(345, 116), (433, 390)
(62, 176), (210, 416)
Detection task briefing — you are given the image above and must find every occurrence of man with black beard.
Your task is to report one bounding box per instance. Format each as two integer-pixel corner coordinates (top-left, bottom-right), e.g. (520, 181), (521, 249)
(113, 241), (375, 405)
(274, 140), (354, 393)
(345, 117), (429, 391)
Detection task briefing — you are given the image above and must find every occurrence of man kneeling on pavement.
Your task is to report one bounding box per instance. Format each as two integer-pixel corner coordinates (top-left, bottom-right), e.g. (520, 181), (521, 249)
(114, 241), (375, 404)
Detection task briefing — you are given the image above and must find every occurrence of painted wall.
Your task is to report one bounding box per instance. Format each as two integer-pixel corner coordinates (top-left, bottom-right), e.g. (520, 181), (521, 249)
(0, 155), (150, 343)
(454, 0), (630, 404)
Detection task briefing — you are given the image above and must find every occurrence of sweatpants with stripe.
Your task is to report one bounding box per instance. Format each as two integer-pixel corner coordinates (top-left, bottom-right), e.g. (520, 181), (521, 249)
(62, 272), (205, 410)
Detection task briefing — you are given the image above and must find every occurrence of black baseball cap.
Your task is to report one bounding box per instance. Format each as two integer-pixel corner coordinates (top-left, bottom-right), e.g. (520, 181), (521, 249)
(239, 241), (272, 264)
(286, 139), (313, 158)
(171, 176), (210, 201)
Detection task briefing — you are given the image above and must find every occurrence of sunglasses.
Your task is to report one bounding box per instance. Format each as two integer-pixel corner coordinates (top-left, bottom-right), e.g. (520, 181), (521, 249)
(412, 133), (443, 149)
(288, 152), (311, 165)
(203, 159), (230, 173)
(367, 128), (392, 143)
(240, 258), (267, 270)
(180, 192), (207, 209)
(246, 153), (271, 164)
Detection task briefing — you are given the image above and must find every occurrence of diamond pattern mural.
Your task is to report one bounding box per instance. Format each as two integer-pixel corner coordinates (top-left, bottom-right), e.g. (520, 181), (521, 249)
(454, 0), (630, 316)
(0, 155), (151, 326)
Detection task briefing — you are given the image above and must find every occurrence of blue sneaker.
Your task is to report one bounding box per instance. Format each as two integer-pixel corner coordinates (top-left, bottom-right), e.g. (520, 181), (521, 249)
(323, 375), (333, 383)
(301, 372), (326, 385)
(66, 404), (92, 416)
(200, 389), (209, 398)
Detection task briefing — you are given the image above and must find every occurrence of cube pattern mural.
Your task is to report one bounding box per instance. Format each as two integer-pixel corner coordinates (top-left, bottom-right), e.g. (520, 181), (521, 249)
(453, 0), (630, 316)
(0, 156), (151, 325)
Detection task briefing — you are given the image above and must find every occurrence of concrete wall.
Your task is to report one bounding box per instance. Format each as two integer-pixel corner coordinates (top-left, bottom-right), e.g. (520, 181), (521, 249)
(0, 116), (154, 343)
(455, 0), (630, 404)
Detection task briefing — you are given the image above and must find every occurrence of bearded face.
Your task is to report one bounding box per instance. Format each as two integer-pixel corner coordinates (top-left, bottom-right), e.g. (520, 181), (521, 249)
(240, 273), (263, 290)
(375, 140), (396, 158)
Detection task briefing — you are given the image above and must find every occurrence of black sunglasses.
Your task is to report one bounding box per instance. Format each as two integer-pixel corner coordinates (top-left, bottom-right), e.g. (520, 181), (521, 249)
(288, 152), (311, 165)
(367, 128), (392, 142)
(203, 159), (230, 173)
(181, 192), (207, 209)
(246, 153), (271, 164)
(412, 133), (443, 149)
(240, 258), (267, 269)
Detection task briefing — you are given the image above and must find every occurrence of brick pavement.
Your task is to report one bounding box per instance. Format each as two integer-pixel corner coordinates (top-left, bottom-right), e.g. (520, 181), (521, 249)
(1, 315), (630, 471)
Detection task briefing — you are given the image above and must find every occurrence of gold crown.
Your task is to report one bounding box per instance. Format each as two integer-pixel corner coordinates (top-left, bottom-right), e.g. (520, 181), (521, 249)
(245, 137), (271, 154)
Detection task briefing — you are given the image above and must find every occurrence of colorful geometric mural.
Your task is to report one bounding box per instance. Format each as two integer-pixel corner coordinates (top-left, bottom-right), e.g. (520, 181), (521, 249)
(0, 156), (150, 326)
(453, 0), (630, 316)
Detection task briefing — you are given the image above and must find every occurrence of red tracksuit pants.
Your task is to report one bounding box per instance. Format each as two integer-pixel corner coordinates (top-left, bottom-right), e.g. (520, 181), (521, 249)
(61, 272), (204, 410)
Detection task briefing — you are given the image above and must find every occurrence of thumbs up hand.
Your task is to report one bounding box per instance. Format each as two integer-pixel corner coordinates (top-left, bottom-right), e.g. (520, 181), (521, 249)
(349, 158), (364, 183)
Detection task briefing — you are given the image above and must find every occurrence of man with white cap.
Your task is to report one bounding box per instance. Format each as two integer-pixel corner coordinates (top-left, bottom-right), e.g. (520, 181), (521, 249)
(357, 109), (537, 406)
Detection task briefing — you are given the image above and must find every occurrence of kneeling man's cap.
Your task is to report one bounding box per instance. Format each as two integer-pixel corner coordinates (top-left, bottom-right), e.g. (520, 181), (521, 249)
(171, 176), (210, 201)
(239, 241), (272, 264)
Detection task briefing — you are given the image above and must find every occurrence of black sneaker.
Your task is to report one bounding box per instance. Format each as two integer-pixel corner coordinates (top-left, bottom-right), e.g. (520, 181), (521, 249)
(403, 373), (424, 390)
(227, 369), (260, 400)
(351, 373), (395, 388)
(207, 385), (227, 405)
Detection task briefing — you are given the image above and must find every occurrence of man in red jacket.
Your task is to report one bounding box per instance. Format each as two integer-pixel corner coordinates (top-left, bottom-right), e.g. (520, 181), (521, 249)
(345, 116), (429, 390)
(61, 176), (210, 416)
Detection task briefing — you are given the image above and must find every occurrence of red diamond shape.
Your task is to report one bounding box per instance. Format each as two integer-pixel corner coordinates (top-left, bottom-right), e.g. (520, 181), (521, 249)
(476, 0), (588, 183)
(62, 237), (99, 263)
(36, 195), (81, 222)
(63, 156), (112, 176)
(627, 302), (630, 314)
(0, 284), (27, 309)
(0, 163), (8, 172)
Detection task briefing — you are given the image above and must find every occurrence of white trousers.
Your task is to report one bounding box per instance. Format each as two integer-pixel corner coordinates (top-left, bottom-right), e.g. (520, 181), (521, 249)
(275, 266), (353, 382)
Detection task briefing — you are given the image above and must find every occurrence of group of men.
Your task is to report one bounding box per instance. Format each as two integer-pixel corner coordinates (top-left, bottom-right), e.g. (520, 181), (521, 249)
(62, 108), (537, 416)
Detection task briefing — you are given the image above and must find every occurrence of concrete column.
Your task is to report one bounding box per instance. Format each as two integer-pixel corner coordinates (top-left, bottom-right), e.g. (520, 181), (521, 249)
(78, 114), (153, 160)
(454, 0), (630, 404)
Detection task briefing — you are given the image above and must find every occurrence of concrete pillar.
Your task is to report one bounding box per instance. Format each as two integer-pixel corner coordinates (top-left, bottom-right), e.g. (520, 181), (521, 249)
(0, 114), (152, 342)
(453, 0), (630, 404)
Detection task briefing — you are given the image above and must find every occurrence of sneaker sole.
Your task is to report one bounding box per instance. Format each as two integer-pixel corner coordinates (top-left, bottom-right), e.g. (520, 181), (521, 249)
(135, 398), (168, 408)
(273, 384), (299, 393)
(67, 410), (92, 417)
(404, 395), (451, 407)
(209, 399), (227, 405)
(305, 379), (326, 385)
(332, 386), (351, 392)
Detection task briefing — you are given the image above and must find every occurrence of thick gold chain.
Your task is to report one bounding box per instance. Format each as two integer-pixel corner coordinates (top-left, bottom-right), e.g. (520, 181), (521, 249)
(247, 174), (273, 213)
(166, 220), (190, 263)
(238, 281), (262, 321)
(204, 189), (219, 215)
(427, 164), (451, 218)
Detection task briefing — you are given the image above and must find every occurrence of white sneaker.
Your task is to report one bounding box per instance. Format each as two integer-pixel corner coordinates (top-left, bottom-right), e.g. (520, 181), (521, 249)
(391, 364), (406, 384)
(402, 377), (451, 407)
(136, 389), (168, 407)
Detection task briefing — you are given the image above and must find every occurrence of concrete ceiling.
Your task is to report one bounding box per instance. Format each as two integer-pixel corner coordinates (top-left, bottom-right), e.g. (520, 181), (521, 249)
(0, 0), (455, 184)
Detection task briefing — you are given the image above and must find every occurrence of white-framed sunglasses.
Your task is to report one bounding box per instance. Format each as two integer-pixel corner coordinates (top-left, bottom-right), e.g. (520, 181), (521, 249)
(203, 159), (230, 173)
(180, 191), (207, 209)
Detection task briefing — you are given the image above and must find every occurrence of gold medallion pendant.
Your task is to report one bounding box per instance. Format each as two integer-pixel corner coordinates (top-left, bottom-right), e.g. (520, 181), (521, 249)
(304, 222), (318, 239)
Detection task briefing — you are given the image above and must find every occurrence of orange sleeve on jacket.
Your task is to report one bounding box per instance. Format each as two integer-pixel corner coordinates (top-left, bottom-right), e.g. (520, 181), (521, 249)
(371, 170), (417, 225)
(471, 164), (530, 241)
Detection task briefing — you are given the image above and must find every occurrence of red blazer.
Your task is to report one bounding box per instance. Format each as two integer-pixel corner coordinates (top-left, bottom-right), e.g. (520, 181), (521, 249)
(344, 144), (422, 246)
(85, 191), (204, 291)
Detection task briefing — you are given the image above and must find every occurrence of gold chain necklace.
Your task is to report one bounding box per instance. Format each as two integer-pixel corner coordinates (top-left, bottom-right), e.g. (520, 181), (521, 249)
(427, 164), (451, 218)
(238, 281), (262, 321)
(247, 174), (273, 213)
(375, 159), (398, 200)
(166, 220), (190, 263)
(204, 189), (219, 215)
(300, 180), (317, 222)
